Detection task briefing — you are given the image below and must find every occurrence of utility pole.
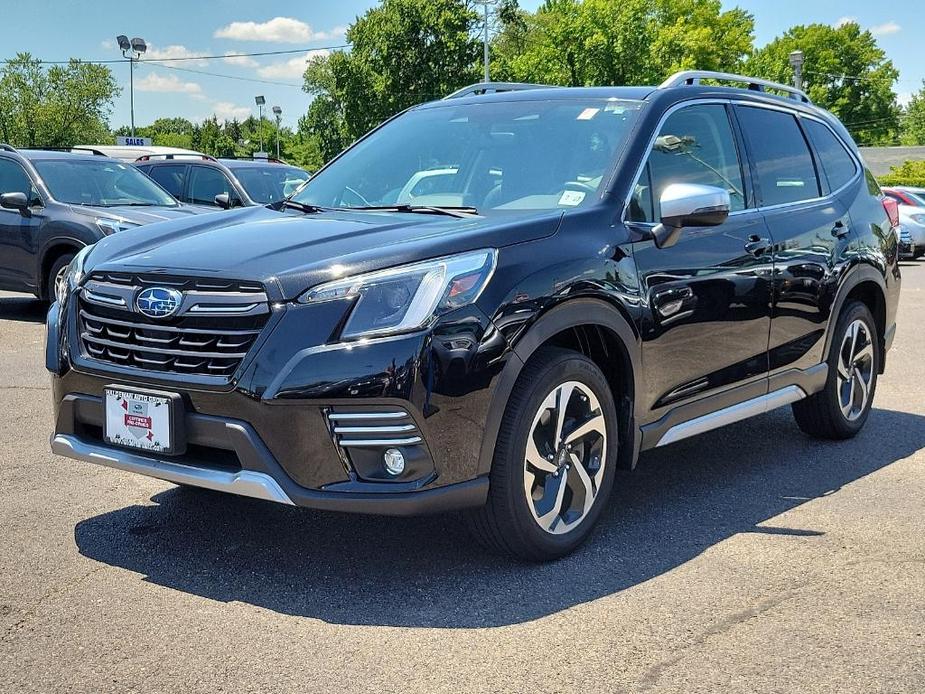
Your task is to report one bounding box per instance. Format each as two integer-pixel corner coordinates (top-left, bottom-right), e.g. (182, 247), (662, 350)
(476, 0), (496, 82)
(789, 50), (805, 92)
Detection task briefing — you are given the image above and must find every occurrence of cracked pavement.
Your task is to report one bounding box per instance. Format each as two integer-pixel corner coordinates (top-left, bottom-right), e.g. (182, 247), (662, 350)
(0, 261), (923, 693)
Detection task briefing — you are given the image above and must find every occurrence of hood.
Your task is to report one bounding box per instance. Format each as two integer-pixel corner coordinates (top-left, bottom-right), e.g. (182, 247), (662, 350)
(86, 206), (562, 299)
(71, 203), (208, 227)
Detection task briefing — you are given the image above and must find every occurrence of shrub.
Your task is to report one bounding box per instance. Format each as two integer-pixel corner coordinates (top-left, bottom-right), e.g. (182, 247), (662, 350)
(878, 160), (925, 187)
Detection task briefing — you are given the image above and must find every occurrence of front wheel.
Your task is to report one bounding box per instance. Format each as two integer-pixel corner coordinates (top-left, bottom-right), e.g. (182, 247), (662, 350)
(467, 347), (619, 561)
(792, 301), (879, 439)
(47, 253), (75, 303)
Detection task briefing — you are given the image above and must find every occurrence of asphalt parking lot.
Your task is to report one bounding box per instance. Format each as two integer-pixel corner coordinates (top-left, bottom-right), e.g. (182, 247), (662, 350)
(0, 263), (923, 694)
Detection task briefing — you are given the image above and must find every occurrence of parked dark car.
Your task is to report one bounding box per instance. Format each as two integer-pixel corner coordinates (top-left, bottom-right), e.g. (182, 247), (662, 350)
(135, 156), (310, 209)
(48, 73), (901, 560)
(0, 145), (205, 301)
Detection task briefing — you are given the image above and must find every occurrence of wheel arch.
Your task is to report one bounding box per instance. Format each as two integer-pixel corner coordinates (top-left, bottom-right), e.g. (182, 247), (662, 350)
(477, 298), (643, 476)
(38, 240), (84, 300)
(824, 263), (888, 373)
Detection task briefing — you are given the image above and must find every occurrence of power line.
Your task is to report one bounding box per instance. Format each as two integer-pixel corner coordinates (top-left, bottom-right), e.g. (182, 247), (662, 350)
(142, 61), (304, 89)
(1, 44), (349, 65)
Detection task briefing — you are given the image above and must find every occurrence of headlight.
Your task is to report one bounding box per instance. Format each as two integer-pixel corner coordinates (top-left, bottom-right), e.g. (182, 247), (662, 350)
(56, 245), (92, 305)
(96, 218), (136, 235)
(909, 214), (925, 225)
(299, 249), (497, 339)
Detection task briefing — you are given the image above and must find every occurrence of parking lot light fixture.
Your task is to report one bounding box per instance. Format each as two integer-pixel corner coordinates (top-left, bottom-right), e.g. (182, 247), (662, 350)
(255, 96), (266, 155)
(116, 35), (146, 137)
(272, 106), (282, 159)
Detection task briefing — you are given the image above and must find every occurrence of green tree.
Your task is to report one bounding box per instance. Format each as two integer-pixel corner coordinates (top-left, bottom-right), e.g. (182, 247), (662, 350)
(746, 22), (900, 145)
(491, 0), (754, 86)
(0, 53), (119, 147)
(900, 82), (925, 146)
(302, 0), (482, 160)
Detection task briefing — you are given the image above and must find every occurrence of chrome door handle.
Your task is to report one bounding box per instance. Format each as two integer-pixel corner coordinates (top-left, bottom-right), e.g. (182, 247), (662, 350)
(744, 235), (771, 256)
(832, 220), (850, 238)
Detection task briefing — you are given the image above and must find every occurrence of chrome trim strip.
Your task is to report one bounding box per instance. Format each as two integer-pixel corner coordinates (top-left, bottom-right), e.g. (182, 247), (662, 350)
(339, 437), (423, 447)
(656, 385), (807, 447)
(327, 411), (409, 421)
(659, 70), (811, 103)
(50, 434), (294, 505)
(83, 289), (127, 307)
(333, 424), (417, 434)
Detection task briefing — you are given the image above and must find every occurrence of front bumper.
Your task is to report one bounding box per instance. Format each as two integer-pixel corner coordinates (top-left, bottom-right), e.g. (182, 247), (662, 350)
(48, 294), (511, 515)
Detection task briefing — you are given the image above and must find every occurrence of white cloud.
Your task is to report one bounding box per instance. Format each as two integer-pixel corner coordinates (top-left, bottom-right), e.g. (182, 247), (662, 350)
(834, 16), (858, 28)
(210, 101), (252, 121)
(214, 17), (345, 43)
(256, 49), (329, 80)
(870, 21), (901, 36)
(136, 72), (204, 97)
(222, 52), (259, 68)
(100, 39), (115, 50)
(898, 92), (913, 107)
(144, 44), (209, 66)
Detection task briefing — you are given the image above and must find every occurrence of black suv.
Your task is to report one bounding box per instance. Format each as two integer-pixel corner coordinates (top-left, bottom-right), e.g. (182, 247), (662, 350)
(0, 146), (203, 300)
(47, 72), (901, 560)
(135, 156), (310, 209)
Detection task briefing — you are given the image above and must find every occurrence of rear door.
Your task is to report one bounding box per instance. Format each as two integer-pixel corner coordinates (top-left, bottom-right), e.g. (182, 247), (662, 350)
(735, 104), (859, 380)
(0, 157), (43, 290)
(630, 102), (775, 419)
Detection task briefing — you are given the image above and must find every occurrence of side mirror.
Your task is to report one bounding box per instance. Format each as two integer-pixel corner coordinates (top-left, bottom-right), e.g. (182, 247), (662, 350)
(0, 191), (31, 217)
(214, 193), (233, 209)
(652, 183), (731, 249)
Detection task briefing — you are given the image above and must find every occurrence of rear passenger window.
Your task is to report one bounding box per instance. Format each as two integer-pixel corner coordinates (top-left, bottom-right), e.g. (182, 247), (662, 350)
(145, 164), (187, 199)
(803, 119), (858, 191)
(737, 106), (820, 207)
(629, 104), (745, 222)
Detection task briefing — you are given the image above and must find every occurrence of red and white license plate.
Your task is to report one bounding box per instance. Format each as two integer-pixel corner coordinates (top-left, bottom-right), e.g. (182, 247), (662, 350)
(104, 388), (174, 453)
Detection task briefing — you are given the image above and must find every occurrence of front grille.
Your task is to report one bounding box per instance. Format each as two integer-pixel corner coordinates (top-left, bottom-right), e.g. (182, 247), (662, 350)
(77, 272), (270, 379)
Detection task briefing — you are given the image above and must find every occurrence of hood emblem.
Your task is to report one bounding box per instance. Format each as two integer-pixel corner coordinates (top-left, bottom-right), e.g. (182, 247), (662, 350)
(136, 287), (183, 319)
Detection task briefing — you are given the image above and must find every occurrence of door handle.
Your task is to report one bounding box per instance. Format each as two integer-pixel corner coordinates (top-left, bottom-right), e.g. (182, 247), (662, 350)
(832, 220), (850, 238)
(744, 235), (771, 256)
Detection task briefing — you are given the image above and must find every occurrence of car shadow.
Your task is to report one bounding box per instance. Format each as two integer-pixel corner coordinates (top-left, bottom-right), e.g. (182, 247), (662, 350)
(0, 294), (47, 324)
(74, 406), (925, 628)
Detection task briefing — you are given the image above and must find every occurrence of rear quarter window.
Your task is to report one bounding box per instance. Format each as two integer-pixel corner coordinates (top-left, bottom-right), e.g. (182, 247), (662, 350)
(803, 119), (858, 191)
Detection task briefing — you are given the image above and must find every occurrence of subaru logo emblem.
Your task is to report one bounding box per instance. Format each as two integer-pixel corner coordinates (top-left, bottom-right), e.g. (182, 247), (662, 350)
(136, 287), (183, 319)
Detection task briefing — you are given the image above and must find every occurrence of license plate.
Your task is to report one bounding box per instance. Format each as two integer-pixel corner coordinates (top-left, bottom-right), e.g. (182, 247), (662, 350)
(104, 387), (181, 454)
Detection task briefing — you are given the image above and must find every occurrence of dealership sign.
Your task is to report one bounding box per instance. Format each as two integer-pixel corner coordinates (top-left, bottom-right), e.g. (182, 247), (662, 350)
(116, 136), (152, 146)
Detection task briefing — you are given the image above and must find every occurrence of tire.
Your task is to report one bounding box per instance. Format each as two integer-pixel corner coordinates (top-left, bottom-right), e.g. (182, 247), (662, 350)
(46, 253), (75, 303)
(791, 301), (879, 439)
(466, 346), (619, 561)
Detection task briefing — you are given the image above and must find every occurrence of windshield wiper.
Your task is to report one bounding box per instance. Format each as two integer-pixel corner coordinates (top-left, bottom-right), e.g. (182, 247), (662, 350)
(341, 204), (479, 218)
(281, 199), (325, 214)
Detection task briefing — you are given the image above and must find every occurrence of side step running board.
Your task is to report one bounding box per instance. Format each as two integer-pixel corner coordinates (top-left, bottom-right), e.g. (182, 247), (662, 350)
(656, 385), (807, 447)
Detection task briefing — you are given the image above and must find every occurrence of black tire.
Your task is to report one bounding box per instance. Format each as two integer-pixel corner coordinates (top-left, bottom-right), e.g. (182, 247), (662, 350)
(46, 253), (75, 303)
(791, 301), (879, 439)
(466, 347), (619, 561)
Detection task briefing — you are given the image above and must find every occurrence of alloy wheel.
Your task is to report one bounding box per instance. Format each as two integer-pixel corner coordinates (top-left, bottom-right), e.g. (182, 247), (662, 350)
(523, 381), (607, 535)
(837, 319), (875, 422)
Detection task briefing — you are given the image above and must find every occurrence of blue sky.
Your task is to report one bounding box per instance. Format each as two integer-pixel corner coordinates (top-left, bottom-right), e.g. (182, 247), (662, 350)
(1, 0), (922, 131)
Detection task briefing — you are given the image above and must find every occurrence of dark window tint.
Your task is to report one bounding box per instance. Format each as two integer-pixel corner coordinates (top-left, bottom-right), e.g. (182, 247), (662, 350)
(629, 104), (745, 222)
(145, 164), (187, 199)
(803, 120), (858, 191)
(187, 166), (231, 206)
(0, 159), (33, 198)
(737, 106), (820, 206)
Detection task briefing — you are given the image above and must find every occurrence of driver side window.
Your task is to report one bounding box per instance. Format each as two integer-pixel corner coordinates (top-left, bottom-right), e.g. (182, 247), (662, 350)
(629, 104), (746, 222)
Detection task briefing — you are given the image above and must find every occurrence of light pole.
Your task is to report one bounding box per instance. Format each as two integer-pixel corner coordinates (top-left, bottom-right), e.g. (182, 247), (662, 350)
(116, 35), (146, 136)
(272, 106), (282, 160)
(254, 95), (266, 155)
(475, 0), (496, 82)
(789, 50), (805, 92)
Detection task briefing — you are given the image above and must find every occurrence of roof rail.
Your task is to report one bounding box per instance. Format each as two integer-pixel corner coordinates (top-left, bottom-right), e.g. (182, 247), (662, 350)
(444, 82), (557, 99)
(0, 143), (17, 153)
(70, 146), (110, 157)
(134, 153), (217, 162)
(659, 71), (811, 104)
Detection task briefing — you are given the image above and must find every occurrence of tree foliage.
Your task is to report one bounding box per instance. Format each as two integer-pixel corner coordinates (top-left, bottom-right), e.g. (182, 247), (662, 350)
(302, 0), (482, 161)
(746, 22), (900, 145)
(492, 0), (754, 86)
(900, 82), (925, 146)
(0, 53), (119, 148)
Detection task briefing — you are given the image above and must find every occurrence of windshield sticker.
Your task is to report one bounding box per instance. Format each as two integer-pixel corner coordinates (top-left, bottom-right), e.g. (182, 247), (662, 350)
(577, 108), (600, 120)
(559, 190), (586, 206)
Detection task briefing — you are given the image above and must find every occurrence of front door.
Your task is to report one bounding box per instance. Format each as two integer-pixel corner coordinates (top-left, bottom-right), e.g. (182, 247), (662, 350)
(0, 158), (42, 291)
(629, 103), (774, 421)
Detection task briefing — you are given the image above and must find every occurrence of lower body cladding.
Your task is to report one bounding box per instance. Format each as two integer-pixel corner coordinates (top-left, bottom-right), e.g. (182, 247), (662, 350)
(48, 337), (502, 516)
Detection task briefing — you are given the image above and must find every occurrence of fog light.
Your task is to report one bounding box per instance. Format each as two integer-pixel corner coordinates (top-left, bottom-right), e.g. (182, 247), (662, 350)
(383, 448), (405, 476)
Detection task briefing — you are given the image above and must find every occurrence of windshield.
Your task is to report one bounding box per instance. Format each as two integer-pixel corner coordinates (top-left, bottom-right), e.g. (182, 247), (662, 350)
(294, 98), (643, 213)
(234, 165), (310, 204)
(33, 159), (178, 207)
